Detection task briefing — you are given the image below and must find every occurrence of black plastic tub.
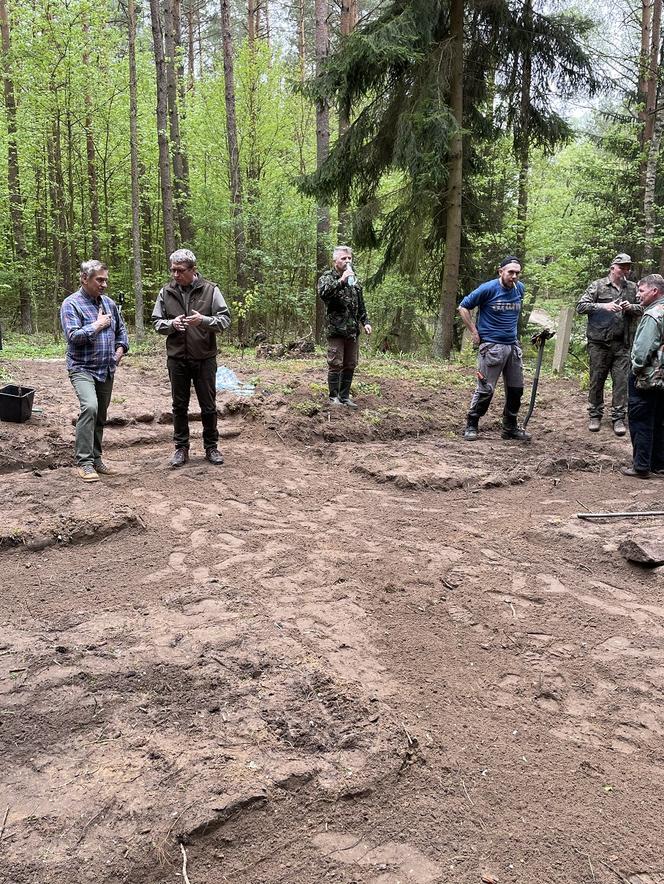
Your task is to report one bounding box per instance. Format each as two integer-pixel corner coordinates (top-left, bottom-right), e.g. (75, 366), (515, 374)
(0, 385), (35, 423)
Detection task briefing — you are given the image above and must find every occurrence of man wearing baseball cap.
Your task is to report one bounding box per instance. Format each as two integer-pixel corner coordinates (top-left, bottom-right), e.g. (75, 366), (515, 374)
(458, 256), (531, 442)
(576, 253), (642, 435)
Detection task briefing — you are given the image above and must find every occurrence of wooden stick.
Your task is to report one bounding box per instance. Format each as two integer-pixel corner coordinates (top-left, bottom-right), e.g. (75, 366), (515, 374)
(0, 805), (9, 841)
(180, 842), (192, 884)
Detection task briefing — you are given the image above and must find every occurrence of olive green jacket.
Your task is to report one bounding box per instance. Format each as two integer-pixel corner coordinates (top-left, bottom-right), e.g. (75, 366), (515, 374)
(631, 296), (664, 390)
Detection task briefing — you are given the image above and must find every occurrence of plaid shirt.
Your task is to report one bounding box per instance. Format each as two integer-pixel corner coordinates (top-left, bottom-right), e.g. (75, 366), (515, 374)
(60, 288), (129, 381)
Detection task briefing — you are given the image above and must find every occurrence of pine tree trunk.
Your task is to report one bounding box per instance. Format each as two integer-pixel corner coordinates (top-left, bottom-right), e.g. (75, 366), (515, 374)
(432, 0), (463, 359)
(337, 0), (357, 241)
(248, 0), (257, 45)
(164, 0), (194, 244)
(297, 0), (306, 81)
(645, 0), (662, 144)
(0, 0), (31, 332)
(220, 0), (248, 337)
(149, 0), (177, 260)
(640, 0), (655, 148)
(82, 20), (101, 260)
(315, 0), (330, 342)
(187, 0), (195, 91)
(643, 101), (664, 268)
(47, 117), (72, 334)
(128, 0), (145, 339)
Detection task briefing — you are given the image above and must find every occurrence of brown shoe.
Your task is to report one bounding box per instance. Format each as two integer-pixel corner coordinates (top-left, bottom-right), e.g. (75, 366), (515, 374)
(170, 447), (189, 468)
(588, 417), (601, 432)
(621, 466), (651, 479)
(77, 465), (100, 482)
(205, 447), (224, 465)
(613, 419), (627, 437)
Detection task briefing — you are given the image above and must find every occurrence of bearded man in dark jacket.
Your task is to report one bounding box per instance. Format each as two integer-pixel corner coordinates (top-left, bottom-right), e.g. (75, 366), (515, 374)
(317, 246), (372, 408)
(152, 249), (231, 467)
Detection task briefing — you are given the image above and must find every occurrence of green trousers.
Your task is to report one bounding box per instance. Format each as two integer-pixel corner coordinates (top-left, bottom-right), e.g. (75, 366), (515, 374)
(69, 370), (114, 467)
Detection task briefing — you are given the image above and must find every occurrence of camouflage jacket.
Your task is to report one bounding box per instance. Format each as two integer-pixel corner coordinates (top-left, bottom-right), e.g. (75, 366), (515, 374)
(317, 269), (368, 340)
(631, 297), (664, 390)
(576, 276), (641, 347)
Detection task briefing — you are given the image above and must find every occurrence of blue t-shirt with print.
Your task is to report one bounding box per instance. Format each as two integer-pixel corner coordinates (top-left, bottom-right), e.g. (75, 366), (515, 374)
(459, 279), (524, 344)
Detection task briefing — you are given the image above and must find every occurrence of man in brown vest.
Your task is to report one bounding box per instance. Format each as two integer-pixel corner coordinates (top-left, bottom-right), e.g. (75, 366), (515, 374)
(152, 249), (231, 467)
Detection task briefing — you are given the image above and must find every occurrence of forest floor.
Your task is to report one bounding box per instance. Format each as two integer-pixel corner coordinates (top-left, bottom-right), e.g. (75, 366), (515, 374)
(0, 350), (663, 884)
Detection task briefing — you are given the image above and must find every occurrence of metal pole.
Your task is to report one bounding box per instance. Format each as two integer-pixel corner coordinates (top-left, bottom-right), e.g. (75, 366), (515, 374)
(577, 510), (664, 520)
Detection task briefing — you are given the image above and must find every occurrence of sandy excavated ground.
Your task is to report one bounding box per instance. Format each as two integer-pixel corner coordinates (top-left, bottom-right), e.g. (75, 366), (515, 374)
(0, 354), (663, 884)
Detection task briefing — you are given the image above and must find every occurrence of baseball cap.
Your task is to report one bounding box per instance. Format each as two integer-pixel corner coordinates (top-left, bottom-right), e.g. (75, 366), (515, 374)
(611, 253), (632, 266)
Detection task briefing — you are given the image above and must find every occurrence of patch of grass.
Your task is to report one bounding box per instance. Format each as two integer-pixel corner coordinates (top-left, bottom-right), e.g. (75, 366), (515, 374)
(362, 406), (391, 426)
(291, 400), (319, 417)
(2, 333), (65, 359)
(309, 381), (327, 395)
(353, 381), (381, 396)
(111, 396), (127, 404)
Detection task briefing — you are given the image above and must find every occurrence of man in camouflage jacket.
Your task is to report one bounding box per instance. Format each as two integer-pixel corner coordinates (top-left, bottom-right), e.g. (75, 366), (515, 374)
(622, 273), (664, 478)
(576, 253), (642, 436)
(317, 246), (372, 408)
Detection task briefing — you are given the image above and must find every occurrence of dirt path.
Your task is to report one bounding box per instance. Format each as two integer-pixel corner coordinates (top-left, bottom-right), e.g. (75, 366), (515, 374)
(1, 356), (662, 884)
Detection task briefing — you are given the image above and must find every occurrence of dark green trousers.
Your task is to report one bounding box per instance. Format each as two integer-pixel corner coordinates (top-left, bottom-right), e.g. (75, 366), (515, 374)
(587, 340), (629, 421)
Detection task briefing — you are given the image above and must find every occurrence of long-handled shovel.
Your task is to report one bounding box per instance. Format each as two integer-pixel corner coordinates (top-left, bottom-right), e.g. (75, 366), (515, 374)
(522, 329), (555, 428)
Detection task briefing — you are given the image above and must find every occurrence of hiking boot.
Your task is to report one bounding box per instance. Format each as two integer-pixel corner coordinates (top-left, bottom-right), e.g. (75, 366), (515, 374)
(170, 447), (189, 468)
(588, 417), (601, 432)
(613, 419), (626, 437)
(501, 425), (532, 442)
(77, 465), (100, 482)
(93, 460), (117, 476)
(463, 424), (479, 441)
(621, 466), (651, 479)
(205, 447), (224, 465)
(328, 396), (342, 407)
(340, 397), (358, 409)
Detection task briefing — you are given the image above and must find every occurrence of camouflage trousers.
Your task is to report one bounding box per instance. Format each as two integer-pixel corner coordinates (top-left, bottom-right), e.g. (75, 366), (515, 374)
(587, 340), (629, 421)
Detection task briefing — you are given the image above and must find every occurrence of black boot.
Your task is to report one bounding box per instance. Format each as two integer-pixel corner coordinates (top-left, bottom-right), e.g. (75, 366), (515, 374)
(463, 414), (479, 441)
(463, 382), (493, 440)
(328, 371), (342, 406)
(339, 370), (358, 408)
(501, 386), (531, 441)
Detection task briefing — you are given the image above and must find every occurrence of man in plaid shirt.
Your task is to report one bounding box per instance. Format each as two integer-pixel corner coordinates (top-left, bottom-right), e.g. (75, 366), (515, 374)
(60, 260), (129, 482)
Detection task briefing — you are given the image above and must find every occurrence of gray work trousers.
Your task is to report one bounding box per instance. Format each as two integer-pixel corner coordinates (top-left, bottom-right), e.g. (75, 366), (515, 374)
(468, 342), (524, 412)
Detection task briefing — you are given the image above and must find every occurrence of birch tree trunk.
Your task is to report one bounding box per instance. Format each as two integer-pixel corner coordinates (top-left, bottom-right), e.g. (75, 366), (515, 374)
(0, 0), (31, 331)
(128, 0), (145, 338)
(432, 0), (463, 359)
(149, 0), (177, 260)
(315, 0), (330, 342)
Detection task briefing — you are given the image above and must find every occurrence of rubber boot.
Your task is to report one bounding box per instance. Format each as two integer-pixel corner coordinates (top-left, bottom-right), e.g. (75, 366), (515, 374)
(501, 386), (531, 441)
(463, 382), (493, 440)
(339, 370), (358, 408)
(328, 371), (342, 406)
(463, 414), (479, 441)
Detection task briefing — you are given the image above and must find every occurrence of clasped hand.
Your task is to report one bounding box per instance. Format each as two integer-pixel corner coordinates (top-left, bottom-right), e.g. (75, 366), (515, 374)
(173, 311), (205, 331)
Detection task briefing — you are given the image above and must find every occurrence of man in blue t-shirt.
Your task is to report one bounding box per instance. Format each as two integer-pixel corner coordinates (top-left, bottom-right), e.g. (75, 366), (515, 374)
(458, 256), (531, 442)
